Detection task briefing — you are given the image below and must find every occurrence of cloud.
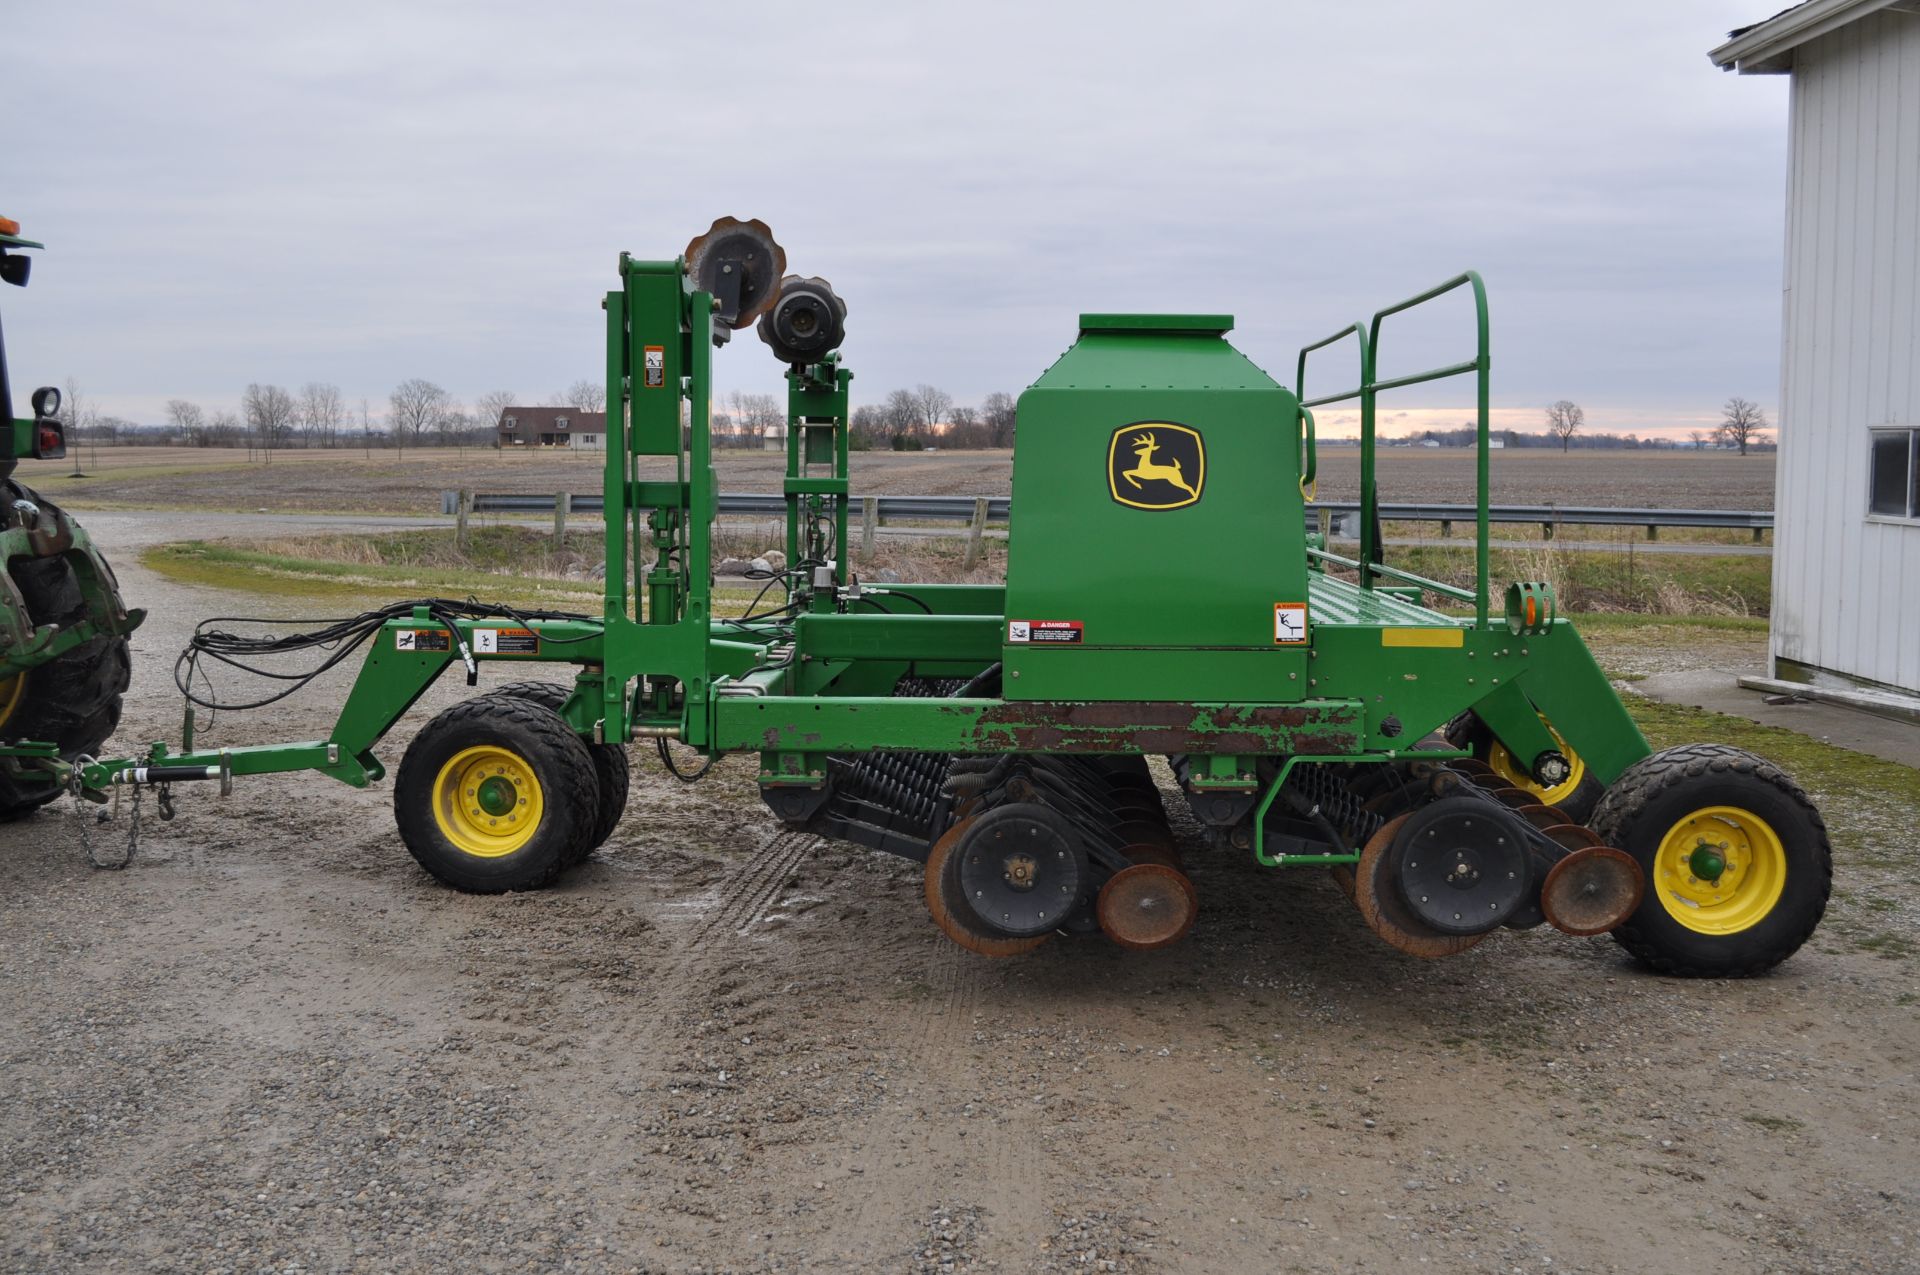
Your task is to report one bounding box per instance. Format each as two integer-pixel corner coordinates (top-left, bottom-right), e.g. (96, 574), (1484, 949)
(3, 1), (1787, 438)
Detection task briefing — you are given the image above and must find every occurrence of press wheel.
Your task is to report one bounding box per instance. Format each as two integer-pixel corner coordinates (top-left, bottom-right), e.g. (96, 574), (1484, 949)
(922, 819), (1050, 958)
(1351, 814), (1484, 960)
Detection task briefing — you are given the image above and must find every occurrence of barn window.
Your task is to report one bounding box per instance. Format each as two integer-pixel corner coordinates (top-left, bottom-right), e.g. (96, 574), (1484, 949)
(556, 416), (569, 430)
(1868, 429), (1918, 519)
(503, 416), (516, 430)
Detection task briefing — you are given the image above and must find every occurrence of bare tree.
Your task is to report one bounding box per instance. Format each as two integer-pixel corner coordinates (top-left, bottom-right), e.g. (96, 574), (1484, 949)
(912, 384), (953, 439)
(725, 390), (782, 448)
(1688, 429), (1707, 451)
(434, 403), (470, 450)
(298, 382), (346, 448)
(243, 383), (296, 462)
(166, 399), (208, 446)
(475, 389), (515, 446)
(1717, 397), (1768, 456)
(59, 378), (93, 473)
(207, 410), (242, 447)
(945, 404), (985, 448)
(562, 379), (606, 413)
(388, 378), (449, 456)
(1544, 399), (1584, 452)
(883, 388), (920, 444)
(849, 403), (888, 450)
(358, 397), (374, 458)
(981, 391), (1017, 448)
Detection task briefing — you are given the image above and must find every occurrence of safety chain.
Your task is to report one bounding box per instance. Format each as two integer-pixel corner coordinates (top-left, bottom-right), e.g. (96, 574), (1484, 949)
(67, 756), (169, 870)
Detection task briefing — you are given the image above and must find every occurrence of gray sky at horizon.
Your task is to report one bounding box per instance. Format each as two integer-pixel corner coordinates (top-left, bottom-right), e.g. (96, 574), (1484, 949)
(5, 1), (1789, 439)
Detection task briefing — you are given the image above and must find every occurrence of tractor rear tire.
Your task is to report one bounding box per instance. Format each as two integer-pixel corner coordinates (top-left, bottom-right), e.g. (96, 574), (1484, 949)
(394, 696), (599, 893)
(485, 679), (629, 857)
(0, 513), (133, 820)
(1445, 711), (1604, 825)
(1591, 744), (1831, 978)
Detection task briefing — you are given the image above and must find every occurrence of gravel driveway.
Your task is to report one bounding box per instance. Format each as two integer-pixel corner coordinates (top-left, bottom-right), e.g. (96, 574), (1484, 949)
(2, 513), (1914, 1274)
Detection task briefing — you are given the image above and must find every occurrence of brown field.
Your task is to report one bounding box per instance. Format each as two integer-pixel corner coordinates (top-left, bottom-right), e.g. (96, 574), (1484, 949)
(21, 444), (1776, 516)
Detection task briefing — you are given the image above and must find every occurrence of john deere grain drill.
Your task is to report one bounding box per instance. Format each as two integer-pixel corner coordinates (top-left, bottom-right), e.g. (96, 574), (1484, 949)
(36, 218), (1830, 978)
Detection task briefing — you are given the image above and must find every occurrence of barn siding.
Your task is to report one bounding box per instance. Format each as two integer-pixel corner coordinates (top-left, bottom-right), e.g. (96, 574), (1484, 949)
(1775, 10), (1920, 693)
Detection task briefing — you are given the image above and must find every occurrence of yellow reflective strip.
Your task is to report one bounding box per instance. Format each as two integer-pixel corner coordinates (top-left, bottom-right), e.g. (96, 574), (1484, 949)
(1381, 627), (1465, 648)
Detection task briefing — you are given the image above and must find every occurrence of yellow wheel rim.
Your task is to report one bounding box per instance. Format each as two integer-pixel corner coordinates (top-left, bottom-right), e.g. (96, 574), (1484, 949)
(1652, 805), (1787, 935)
(431, 744), (544, 858)
(1487, 720), (1587, 807)
(0, 673), (23, 732)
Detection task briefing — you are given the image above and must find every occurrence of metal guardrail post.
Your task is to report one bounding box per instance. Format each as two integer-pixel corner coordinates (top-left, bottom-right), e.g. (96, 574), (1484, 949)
(962, 497), (988, 570)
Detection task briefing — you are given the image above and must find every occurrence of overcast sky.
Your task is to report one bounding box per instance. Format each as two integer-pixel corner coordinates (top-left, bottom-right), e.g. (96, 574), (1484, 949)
(5, 1), (1787, 439)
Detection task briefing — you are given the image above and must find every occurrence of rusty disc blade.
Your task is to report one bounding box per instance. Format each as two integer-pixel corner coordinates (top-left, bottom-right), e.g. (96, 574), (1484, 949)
(1352, 814), (1485, 960)
(923, 820), (1049, 958)
(684, 216), (788, 329)
(1515, 803), (1566, 831)
(1488, 786), (1538, 809)
(1097, 863), (1198, 951)
(1450, 757), (1498, 779)
(1541, 846), (1646, 936)
(1540, 823), (1604, 852)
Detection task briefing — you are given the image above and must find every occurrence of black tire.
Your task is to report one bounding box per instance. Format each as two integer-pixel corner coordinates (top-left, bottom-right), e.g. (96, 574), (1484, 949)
(1445, 711), (1605, 825)
(486, 679), (629, 856)
(394, 696), (599, 893)
(1591, 744), (1831, 978)
(0, 500), (133, 819)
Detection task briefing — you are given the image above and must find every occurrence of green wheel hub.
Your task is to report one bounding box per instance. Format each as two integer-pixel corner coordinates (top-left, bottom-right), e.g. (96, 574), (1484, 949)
(1687, 843), (1727, 883)
(475, 775), (518, 817)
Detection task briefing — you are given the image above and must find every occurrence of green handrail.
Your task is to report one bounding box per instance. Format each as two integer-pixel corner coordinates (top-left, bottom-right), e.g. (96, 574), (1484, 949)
(1298, 405), (1318, 499)
(1296, 272), (1492, 627)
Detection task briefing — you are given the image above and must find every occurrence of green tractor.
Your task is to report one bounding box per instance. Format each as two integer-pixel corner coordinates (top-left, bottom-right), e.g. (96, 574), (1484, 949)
(0, 215), (141, 818)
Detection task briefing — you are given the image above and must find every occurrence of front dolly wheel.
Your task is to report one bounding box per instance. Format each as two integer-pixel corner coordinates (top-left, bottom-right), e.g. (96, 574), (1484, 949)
(485, 679), (630, 859)
(1591, 744), (1831, 977)
(1446, 712), (1604, 824)
(395, 696), (600, 893)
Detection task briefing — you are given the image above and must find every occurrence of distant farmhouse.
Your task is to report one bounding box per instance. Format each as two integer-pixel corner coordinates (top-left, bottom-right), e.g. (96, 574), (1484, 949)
(495, 406), (606, 450)
(1712, 1), (1920, 700)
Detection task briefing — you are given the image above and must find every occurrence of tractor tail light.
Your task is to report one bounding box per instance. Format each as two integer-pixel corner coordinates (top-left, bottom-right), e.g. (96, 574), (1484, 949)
(33, 422), (65, 459)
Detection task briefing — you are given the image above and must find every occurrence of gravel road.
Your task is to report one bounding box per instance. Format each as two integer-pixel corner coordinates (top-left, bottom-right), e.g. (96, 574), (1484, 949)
(2, 514), (1915, 1274)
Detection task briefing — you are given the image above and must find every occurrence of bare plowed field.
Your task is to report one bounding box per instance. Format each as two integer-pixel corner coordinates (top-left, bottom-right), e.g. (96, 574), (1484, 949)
(23, 446), (1775, 516)
(3, 512), (1915, 1275)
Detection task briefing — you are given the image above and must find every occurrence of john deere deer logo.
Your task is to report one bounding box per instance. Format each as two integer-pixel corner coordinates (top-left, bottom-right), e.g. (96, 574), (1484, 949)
(1108, 422), (1205, 510)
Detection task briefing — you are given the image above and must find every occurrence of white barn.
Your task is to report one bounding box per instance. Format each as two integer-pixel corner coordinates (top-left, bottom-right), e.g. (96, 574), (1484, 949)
(1712, 1), (1920, 699)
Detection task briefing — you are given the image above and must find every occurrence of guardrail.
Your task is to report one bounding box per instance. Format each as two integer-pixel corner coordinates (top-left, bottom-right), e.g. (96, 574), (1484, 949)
(443, 491), (1013, 522)
(440, 490), (1770, 540)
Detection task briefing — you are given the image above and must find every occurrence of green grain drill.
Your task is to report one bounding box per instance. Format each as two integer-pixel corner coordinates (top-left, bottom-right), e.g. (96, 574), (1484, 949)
(21, 218), (1831, 976)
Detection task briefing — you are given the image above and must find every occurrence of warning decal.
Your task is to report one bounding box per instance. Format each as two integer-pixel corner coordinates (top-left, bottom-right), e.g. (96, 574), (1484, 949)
(474, 628), (540, 656)
(1007, 620), (1084, 645)
(643, 345), (666, 389)
(396, 629), (451, 652)
(1273, 602), (1309, 645)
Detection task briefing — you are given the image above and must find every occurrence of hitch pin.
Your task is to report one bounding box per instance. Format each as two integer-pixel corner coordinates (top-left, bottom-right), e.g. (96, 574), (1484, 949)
(110, 765), (221, 785)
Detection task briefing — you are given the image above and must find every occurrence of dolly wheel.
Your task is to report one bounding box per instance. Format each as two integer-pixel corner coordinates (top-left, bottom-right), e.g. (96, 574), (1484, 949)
(1591, 744), (1831, 977)
(395, 696), (600, 893)
(1447, 713), (1604, 824)
(485, 680), (629, 859)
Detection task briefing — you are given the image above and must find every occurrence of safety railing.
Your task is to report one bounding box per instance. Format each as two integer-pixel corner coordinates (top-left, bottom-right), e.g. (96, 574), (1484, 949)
(1297, 272), (1494, 626)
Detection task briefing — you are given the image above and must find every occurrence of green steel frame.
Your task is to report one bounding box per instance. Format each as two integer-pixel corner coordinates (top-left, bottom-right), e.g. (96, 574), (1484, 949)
(40, 248), (1649, 871)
